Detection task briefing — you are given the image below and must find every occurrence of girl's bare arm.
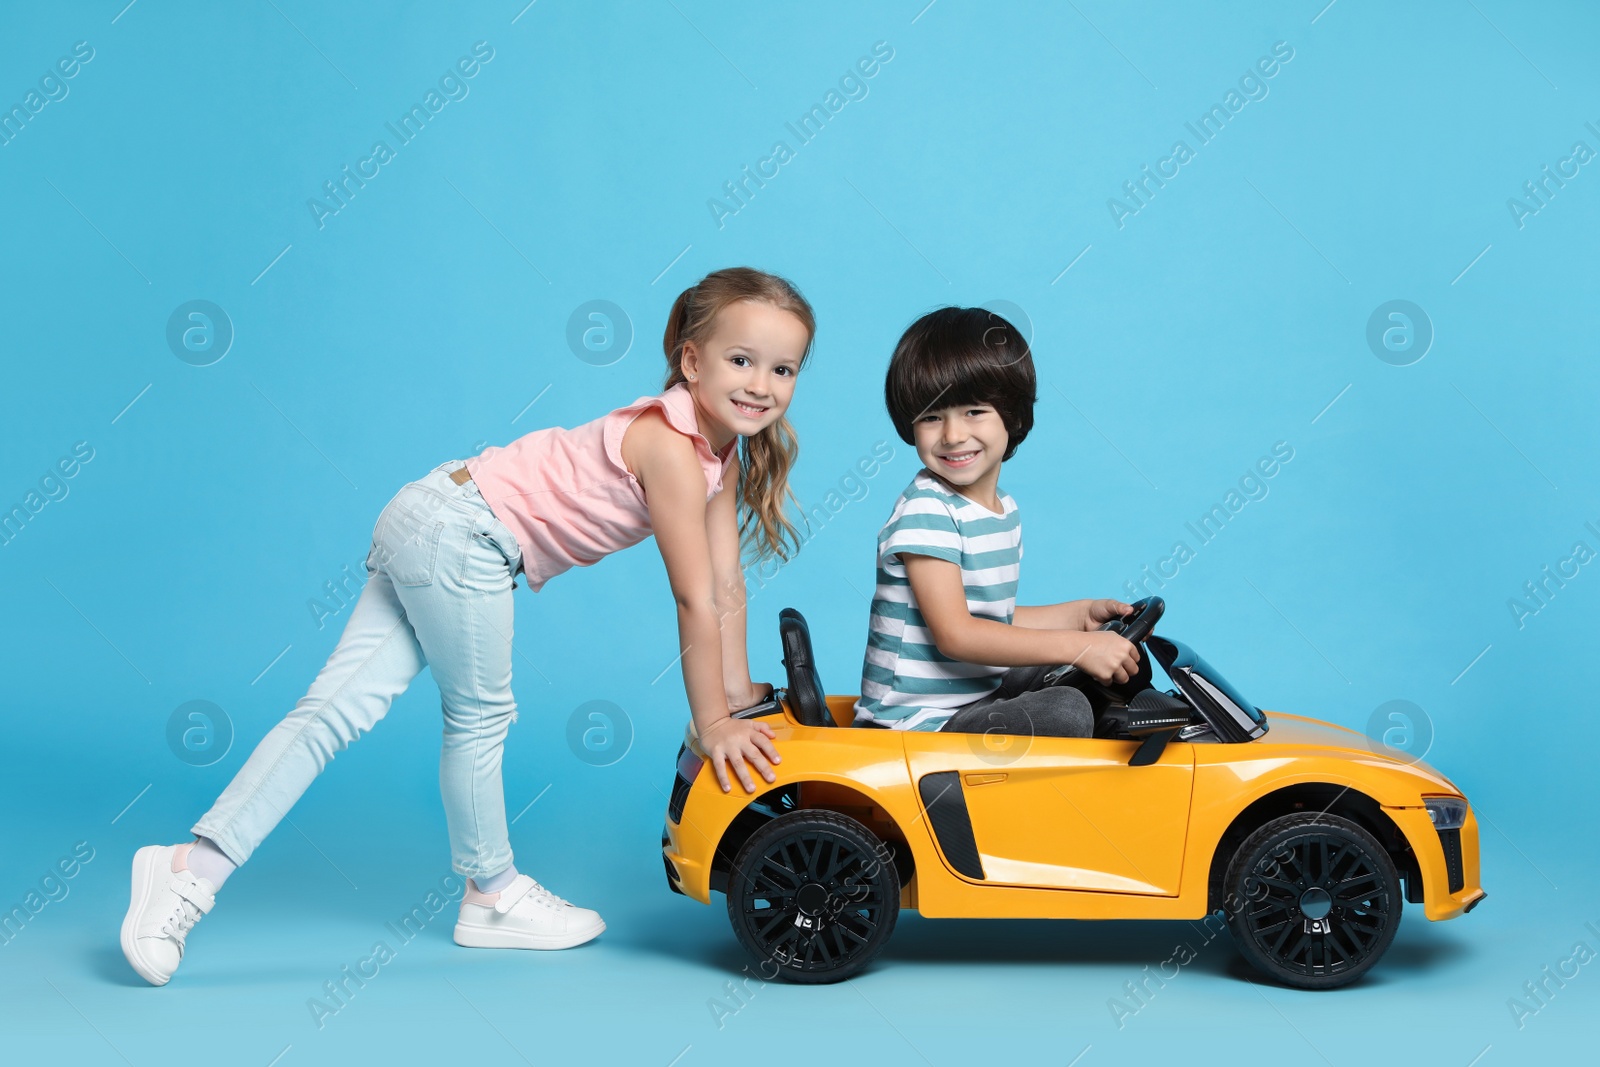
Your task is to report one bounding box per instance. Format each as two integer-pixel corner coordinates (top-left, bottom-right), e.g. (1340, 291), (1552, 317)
(626, 411), (780, 792)
(705, 476), (768, 710)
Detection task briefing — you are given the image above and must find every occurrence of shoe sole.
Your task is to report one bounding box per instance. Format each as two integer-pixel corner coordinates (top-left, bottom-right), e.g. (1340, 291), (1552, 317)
(120, 846), (170, 986)
(452, 917), (605, 951)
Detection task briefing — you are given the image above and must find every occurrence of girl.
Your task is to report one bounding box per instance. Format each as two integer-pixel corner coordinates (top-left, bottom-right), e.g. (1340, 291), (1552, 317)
(121, 267), (815, 985)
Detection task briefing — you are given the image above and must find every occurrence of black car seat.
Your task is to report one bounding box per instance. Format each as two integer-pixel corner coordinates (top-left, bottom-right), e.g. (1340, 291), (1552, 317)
(1094, 685), (1193, 739)
(778, 608), (833, 727)
(1128, 687), (1193, 718)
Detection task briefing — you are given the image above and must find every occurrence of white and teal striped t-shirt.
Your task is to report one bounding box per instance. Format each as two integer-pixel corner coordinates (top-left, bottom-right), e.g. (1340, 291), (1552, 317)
(854, 470), (1022, 731)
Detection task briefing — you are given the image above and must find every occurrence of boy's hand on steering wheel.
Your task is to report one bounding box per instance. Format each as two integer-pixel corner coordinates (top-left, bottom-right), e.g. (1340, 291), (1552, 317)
(1075, 630), (1141, 685)
(700, 716), (781, 794)
(1084, 599), (1136, 629)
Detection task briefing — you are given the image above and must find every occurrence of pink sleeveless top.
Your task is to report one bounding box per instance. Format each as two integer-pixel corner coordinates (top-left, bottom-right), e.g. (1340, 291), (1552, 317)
(463, 383), (738, 592)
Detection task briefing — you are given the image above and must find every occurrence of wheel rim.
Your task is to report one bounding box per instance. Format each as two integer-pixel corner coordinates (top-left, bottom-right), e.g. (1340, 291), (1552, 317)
(1241, 830), (1394, 979)
(735, 830), (891, 973)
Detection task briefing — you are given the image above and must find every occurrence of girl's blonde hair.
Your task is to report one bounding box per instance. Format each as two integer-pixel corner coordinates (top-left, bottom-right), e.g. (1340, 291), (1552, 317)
(662, 267), (815, 562)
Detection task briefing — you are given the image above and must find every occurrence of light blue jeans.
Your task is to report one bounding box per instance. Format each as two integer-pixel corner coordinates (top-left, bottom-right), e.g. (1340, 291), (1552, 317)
(194, 461), (525, 879)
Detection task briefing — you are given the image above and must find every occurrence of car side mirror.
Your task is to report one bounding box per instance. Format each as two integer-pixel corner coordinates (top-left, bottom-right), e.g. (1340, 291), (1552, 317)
(733, 689), (786, 719)
(1125, 710), (1189, 767)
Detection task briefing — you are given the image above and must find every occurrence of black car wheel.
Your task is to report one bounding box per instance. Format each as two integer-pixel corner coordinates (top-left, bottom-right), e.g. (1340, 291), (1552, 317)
(726, 810), (899, 984)
(1224, 812), (1402, 990)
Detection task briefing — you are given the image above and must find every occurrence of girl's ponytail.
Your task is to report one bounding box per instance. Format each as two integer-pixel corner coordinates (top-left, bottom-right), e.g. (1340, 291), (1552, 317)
(662, 267), (815, 563)
(661, 285), (696, 373)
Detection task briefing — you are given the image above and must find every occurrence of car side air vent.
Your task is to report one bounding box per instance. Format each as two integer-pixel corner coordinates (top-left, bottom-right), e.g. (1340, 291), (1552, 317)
(1436, 827), (1464, 893)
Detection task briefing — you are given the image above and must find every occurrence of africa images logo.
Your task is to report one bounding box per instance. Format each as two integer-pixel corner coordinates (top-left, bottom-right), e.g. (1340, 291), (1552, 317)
(1106, 41), (1295, 229)
(306, 42), (496, 230)
(706, 41), (895, 230)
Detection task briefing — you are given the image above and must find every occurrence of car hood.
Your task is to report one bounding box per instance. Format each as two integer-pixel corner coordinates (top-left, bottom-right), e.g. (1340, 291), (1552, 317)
(1255, 711), (1462, 795)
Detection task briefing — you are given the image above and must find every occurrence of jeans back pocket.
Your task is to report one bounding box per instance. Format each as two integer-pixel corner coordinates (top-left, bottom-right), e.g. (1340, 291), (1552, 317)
(373, 491), (445, 587)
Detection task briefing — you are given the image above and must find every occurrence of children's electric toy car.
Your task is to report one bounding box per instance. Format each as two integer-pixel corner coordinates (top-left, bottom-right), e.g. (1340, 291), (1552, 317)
(662, 598), (1484, 989)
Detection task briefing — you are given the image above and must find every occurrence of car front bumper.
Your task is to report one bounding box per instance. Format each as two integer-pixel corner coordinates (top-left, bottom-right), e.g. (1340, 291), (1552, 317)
(1383, 803), (1486, 920)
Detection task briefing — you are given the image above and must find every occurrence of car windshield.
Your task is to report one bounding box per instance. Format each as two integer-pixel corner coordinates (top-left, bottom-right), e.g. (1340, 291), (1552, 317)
(1187, 654), (1266, 727)
(1149, 642), (1266, 728)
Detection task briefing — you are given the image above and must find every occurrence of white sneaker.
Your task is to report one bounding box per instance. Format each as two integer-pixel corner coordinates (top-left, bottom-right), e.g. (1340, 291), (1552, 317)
(120, 844), (216, 986)
(453, 874), (604, 950)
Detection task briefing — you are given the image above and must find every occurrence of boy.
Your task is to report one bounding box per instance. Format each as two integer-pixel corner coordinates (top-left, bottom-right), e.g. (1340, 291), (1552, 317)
(854, 307), (1140, 736)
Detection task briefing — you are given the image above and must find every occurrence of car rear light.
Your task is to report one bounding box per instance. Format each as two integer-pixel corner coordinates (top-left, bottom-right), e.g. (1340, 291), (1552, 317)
(668, 744), (703, 825)
(677, 745), (705, 783)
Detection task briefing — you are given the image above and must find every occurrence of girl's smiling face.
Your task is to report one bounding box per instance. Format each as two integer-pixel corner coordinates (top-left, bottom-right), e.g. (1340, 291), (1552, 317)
(682, 299), (810, 451)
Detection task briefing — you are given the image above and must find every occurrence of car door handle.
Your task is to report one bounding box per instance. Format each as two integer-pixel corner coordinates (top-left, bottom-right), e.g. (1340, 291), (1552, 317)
(963, 773), (1007, 786)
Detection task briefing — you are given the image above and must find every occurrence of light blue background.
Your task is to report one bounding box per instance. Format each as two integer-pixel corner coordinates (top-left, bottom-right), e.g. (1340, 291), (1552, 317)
(2, 1), (1597, 1064)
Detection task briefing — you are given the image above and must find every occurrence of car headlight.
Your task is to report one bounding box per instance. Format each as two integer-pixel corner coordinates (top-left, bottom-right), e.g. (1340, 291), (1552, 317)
(1424, 796), (1468, 830)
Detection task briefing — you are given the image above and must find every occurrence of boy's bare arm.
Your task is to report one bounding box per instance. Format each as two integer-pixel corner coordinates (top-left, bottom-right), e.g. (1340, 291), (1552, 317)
(1014, 599), (1133, 631)
(903, 555), (1139, 684)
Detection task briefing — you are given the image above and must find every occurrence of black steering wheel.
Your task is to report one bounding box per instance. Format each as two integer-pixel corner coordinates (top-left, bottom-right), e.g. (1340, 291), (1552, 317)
(1100, 595), (1164, 646)
(1042, 596), (1165, 690)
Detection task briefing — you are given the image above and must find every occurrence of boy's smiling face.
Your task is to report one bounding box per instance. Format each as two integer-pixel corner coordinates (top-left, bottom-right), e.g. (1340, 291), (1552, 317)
(913, 401), (1009, 506)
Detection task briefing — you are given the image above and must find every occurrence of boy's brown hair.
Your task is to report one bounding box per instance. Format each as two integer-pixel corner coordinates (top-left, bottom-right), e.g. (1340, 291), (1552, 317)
(884, 306), (1036, 460)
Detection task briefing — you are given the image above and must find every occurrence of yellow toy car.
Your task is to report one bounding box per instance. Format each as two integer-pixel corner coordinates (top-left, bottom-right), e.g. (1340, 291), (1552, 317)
(662, 598), (1485, 988)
